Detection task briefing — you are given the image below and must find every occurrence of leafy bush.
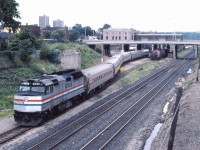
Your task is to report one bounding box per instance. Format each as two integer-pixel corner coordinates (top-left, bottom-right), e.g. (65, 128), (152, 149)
(0, 96), (13, 110)
(3, 51), (15, 61)
(48, 50), (60, 64)
(0, 56), (13, 69)
(0, 38), (8, 51)
(40, 45), (50, 60)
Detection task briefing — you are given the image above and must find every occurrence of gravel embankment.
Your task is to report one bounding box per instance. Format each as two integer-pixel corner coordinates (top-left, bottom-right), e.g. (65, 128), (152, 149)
(151, 59), (200, 150)
(173, 79), (200, 149)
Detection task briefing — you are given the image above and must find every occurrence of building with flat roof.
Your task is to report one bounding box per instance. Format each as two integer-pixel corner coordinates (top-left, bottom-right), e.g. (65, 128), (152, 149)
(103, 28), (134, 41)
(53, 19), (64, 28)
(134, 33), (183, 41)
(39, 15), (49, 29)
(103, 28), (183, 42)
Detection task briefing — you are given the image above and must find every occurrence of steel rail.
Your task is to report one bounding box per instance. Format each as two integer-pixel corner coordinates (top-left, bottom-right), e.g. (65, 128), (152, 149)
(80, 58), (192, 150)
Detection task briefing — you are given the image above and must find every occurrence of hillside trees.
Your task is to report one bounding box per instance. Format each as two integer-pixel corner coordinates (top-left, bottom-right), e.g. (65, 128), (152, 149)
(0, 38), (7, 51)
(0, 0), (21, 33)
(9, 30), (43, 62)
(69, 24), (94, 41)
(43, 31), (51, 39)
(51, 30), (65, 42)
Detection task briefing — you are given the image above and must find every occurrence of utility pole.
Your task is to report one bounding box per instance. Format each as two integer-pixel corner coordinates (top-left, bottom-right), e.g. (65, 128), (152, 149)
(85, 27), (86, 40)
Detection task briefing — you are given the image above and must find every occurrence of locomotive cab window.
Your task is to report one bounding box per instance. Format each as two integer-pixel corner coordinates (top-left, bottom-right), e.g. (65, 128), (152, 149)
(19, 82), (45, 95)
(45, 85), (53, 94)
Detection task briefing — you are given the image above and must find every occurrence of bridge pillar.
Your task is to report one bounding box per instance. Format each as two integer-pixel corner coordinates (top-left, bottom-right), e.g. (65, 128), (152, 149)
(121, 44), (124, 52)
(173, 44), (178, 59)
(194, 45), (198, 58)
(135, 44), (138, 51)
(103, 44), (111, 56)
(151, 44), (154, 51)
(99, 44), (105, 56)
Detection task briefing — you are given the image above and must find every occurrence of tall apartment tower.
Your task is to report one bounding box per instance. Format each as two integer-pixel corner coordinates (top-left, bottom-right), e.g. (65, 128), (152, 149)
(53, 19), (64, 27)
(39, 15), (49, 29)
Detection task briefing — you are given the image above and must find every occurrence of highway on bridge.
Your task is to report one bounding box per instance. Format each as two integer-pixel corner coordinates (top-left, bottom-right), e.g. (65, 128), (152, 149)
(85, 40), (200, 45)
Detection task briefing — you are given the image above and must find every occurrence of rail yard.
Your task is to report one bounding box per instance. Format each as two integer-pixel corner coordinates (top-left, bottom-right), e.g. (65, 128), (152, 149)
(0, 49), (198, 150)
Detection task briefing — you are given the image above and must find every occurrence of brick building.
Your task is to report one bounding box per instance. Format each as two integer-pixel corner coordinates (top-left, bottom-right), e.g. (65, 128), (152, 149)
(20, 24), (40, 36)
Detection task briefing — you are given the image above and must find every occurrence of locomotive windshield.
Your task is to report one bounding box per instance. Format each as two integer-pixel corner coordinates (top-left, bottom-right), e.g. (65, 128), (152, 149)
(18, 81), (45, 95)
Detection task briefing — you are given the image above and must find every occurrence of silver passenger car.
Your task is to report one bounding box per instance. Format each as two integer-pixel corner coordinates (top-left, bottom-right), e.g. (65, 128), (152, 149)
(129, 50), (142, 60)
(121, 52), (132, 62)
(141, 49), (149, 57)
(103, 56), (122, 75)
(82, 63), (114, 94)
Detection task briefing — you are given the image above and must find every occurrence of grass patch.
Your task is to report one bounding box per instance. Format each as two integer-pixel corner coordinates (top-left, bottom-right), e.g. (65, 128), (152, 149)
(178, 49), (192, 58)
(120, 61), (157, 86)
(0, 96), (13, 120)
(47, 43), (102, 69)
(30, 57), (63, 74)
(0, 57), (13, 69)
(0, 110), (13, 120)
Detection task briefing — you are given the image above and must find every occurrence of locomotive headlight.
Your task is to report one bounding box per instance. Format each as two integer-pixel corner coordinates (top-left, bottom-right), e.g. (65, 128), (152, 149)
(24, 97), (28, 102)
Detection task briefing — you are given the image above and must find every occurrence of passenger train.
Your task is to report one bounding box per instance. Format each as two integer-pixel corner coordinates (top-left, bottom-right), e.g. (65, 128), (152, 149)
(13, 49), (149, 126)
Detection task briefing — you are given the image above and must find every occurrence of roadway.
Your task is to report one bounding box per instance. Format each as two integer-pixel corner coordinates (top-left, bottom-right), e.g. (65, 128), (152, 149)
(85, 40), (200, 45)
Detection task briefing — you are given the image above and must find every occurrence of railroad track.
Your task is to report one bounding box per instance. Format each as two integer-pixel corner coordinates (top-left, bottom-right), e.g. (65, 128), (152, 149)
(1, 53), (193, 149)
(0, 126), (31, 145)
(80, 57), (193, 149)
(27, 57), (189, 150)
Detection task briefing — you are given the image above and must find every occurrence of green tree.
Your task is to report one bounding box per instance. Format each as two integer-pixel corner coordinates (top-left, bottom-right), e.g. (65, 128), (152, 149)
(19, 39), (33, 62)
(9, 30), (39, 51)
(84, 26), (93, 36)
(103, 24), (111, 29)
(0, 37), (8, 51)
(43, 31), (51, 39)
(51, 30), (65, 42)
(0, 0), (21, 33)
(69, 29), (80, 42)
(8, 30), (42, 62)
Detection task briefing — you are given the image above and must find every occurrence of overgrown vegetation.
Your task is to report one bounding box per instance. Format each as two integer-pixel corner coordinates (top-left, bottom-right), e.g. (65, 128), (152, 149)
(177, 47), (192, 58)
(41, 43), (102, 68)
(120, 61), (157, 86)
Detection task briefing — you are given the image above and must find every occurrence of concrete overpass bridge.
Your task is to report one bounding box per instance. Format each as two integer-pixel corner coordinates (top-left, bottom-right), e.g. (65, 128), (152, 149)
(85, 40), (200, 58)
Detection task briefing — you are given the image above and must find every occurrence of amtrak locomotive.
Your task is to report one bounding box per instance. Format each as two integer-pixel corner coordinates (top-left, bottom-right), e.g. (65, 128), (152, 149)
(13, 50), (149, 126)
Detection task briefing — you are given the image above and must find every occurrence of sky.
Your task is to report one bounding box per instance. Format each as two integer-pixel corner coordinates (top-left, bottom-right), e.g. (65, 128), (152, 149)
(15, 0), (200, 32)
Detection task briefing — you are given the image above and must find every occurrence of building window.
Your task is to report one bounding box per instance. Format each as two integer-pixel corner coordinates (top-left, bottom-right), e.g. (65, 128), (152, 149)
(116, 36), (118, 40)
(119, 32), (121, 35)
(106, 36), (108, 40)
(119, 36), (121, 40)
(125, 32), (127, 35)
(125, 36), (127, 40)
(112, 36), (114, 40)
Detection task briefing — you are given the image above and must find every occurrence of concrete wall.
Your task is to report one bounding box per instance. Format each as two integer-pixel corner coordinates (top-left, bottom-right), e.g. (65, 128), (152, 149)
(60, 49), (81, 70)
